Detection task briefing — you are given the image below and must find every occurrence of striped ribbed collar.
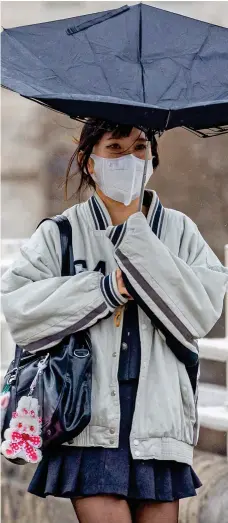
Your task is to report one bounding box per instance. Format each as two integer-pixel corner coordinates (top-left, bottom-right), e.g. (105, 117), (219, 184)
(84, 189), (165, 239)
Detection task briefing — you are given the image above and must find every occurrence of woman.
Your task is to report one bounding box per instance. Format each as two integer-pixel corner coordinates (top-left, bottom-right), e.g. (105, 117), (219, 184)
(2, 119), (228, 523)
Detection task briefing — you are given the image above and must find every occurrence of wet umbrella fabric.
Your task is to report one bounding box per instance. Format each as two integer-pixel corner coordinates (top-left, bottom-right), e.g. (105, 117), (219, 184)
(1, 3), (228, 131)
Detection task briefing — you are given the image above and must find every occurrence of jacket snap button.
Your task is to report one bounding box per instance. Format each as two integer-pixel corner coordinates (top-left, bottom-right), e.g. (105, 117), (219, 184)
(112, 352), (117, 357)
(141, 324), (147, 330)
(110, 428), (115, 434)
(134, 439), (139, 446)
(110, 439), (115, 445)
(121, 342), (128, 351)
(135, 450), (140, 457)
(47, 429), (52, 436)
(111, 390), (116, 396)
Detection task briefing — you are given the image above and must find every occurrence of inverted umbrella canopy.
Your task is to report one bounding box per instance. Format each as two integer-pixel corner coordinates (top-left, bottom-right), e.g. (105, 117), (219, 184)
(1, 3), (228, 132)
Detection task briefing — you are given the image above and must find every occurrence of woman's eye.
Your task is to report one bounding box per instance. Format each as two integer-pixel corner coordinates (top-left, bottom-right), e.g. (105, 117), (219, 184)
(135, 144), (147, 150)
(107, 143), (121, 150)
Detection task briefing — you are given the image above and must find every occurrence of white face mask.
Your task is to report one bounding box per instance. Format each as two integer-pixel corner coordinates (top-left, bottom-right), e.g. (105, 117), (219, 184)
(90, 153), (153, 206)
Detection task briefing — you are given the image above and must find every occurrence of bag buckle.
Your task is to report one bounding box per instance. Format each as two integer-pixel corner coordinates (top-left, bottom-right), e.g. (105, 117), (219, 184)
(73, 348), (90, 358)
(7, 371), (17, 385)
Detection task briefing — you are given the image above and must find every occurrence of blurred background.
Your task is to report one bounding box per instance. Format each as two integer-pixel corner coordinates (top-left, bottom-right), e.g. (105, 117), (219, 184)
(1, 2), (228, 522)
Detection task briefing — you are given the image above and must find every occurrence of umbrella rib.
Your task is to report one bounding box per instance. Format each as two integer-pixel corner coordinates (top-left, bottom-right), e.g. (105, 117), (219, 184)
(139, 4), (145, 104)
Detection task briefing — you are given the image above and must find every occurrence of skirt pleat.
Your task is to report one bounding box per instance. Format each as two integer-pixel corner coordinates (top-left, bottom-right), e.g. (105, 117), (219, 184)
(28, 380), (202, 501)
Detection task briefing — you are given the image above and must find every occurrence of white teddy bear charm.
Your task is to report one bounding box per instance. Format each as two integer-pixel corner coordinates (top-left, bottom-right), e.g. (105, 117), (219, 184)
(1, 396), (42, 464)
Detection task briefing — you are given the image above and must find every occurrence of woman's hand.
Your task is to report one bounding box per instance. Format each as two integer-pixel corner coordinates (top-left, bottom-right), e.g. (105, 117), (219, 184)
(116, 269), (133, 300)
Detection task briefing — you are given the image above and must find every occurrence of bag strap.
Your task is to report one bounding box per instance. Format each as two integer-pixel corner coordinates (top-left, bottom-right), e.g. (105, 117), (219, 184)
(12, 215), (74, 370)
(37, 215), (74, 277)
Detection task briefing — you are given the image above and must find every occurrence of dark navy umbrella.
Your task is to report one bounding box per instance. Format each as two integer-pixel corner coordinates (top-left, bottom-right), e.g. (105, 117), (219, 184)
(1, 3), (228, 133)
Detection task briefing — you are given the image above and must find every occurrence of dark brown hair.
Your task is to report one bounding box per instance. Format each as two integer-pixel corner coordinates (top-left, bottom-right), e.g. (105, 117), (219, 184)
(64, 118), (160, 200)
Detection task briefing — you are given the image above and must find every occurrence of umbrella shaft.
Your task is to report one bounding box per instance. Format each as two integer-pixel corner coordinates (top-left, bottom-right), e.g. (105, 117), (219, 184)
(138, 141), (150, 211)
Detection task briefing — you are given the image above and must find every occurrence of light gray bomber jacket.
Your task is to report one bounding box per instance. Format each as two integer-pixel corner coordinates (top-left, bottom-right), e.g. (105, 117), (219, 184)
(2, 190), (228, 466)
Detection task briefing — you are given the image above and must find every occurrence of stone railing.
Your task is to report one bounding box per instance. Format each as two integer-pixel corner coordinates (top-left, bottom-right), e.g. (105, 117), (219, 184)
(197, 245), (228, 457)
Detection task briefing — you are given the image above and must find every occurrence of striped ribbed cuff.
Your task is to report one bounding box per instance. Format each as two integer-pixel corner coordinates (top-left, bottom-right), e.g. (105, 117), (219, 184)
(100, 271), (128, 312)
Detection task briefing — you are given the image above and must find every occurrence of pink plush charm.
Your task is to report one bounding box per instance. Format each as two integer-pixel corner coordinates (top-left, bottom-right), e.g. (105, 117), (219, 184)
(1, 396), (42, 464)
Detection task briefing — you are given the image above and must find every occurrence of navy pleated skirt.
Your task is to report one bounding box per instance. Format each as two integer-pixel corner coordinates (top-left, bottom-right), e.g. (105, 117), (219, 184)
(28, 379), (202, 501)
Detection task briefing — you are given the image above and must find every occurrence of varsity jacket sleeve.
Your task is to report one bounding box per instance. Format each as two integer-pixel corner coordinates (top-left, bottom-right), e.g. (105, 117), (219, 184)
(105, 212), (228, 366)
(1, 220), (127, 353)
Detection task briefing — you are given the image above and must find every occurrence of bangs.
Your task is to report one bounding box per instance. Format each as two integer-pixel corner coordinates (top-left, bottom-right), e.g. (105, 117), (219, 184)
(111, 124), (135, 139)
(82, 119), (153, 141)
(102, 122), (152, 141)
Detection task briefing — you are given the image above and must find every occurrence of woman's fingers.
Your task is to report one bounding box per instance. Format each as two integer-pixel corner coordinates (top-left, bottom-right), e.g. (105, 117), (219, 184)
(116, 269), (133, 299)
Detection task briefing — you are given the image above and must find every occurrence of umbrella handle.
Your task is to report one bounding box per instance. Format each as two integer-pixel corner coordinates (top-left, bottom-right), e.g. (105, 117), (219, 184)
(138, 141), (150, 211)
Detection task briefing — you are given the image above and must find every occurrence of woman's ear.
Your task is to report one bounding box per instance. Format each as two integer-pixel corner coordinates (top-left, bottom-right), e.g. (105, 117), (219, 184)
(78, 151), (94, 175)
(78, 151), (83, 164)
(87, 156), (95, 175)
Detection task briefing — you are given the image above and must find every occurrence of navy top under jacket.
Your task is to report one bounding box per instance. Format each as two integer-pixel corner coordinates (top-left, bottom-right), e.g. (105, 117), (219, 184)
(118, 301), (141, 381)
(117, 193), (154, 381)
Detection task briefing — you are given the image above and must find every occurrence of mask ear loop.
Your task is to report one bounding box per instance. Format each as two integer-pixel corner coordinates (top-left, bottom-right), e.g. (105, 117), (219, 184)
(124, 154), (137, 206)
(138, 141), (150, 211)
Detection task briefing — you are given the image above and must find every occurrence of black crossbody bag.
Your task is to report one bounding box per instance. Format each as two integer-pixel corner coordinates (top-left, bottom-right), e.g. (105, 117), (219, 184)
(1, 216), (92, 463)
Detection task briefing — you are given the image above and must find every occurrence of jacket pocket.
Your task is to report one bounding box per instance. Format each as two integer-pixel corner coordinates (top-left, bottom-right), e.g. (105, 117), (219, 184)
(176, 359), (196, 443)
(186, 361), (200, 446)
